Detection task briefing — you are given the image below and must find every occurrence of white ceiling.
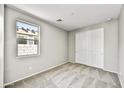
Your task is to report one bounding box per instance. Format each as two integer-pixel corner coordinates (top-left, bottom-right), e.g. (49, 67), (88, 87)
(11, 4), (122, 31)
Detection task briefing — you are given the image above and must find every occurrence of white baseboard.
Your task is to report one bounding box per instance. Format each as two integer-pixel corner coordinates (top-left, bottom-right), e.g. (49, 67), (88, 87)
(4, 61), (68, 87)
(118, 73), (124, 88)
(102, 68), (118, 74)
(68, 61), (75, 63)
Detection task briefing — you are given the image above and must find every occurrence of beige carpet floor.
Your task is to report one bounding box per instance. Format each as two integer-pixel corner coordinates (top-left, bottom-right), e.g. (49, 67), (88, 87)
(6, 62), (121, 88)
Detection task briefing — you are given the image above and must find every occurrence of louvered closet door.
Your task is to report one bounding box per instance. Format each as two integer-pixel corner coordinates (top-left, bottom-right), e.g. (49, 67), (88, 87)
(75, 28), (104, 69)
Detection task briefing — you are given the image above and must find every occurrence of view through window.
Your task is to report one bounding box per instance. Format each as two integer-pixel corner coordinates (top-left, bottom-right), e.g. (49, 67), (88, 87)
(16, 20), (40, 57)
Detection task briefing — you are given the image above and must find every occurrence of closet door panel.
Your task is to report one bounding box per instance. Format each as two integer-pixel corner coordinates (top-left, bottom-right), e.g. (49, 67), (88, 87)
(75, 28), (104, 69)
(75, 31), (89, 65)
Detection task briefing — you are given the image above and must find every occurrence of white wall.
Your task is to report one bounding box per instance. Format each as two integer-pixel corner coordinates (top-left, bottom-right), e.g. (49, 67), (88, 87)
(0, 4), (4, 88)
(118, 5), (124, 87)
(69, 20), (118, 73)
(4, 7), (68, 84)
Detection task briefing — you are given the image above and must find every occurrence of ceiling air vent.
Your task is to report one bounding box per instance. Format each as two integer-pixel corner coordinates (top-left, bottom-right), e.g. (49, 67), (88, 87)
(56, 19), (63, 22)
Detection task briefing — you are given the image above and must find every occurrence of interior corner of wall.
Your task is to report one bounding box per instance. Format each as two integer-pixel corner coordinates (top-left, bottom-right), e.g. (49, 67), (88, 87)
(118, 73), (124, 88)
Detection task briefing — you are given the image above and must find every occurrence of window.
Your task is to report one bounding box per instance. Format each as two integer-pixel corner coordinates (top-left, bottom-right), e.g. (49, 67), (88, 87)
(16, 20), (40, 57)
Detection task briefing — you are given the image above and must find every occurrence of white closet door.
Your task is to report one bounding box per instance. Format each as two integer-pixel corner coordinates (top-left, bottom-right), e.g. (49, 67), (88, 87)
(75, 28), (104, 69)
(76, 31), (89, 65)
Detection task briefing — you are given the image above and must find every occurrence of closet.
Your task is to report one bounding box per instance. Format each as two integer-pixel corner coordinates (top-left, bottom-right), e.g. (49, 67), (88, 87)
(75, 28), (104, 69)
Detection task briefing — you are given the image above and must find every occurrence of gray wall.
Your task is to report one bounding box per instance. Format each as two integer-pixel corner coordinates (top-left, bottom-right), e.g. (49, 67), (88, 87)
(68, 20), (118, 73)
(0, 4), (4, 88)
(68, 31), (75, 62)
(118, 5), (124, 87)
(4, 7), (68, 84)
